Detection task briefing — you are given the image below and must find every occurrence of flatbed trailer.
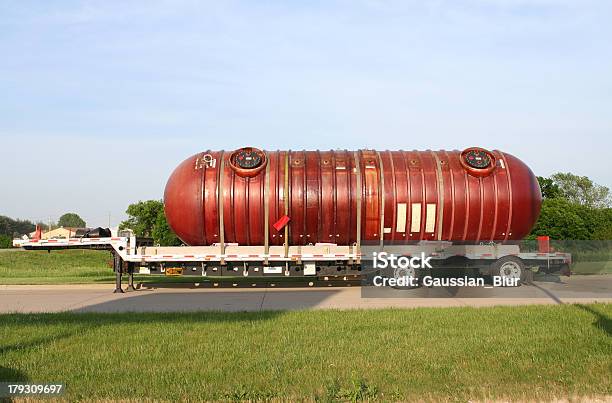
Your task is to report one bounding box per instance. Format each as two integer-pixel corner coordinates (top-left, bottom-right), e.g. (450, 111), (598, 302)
(13, 236), (571, 293)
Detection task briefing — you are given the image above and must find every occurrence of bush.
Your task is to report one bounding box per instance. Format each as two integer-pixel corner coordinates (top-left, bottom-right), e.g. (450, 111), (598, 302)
(0, 234), (12, 249)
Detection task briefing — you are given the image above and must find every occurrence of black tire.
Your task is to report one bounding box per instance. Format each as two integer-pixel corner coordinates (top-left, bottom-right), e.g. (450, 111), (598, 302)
(383, 266), (421, 290)
(490, 256), (526, 286)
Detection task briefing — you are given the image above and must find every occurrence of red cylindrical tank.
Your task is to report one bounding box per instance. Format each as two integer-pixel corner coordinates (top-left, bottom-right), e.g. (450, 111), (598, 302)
(164, 147), (541, 246)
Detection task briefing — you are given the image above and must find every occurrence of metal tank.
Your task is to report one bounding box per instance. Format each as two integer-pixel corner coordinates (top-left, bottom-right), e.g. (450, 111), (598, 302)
(164, 147), (541, 246)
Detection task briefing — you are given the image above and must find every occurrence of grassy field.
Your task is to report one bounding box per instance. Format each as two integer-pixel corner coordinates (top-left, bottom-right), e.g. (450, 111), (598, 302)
(571, 260), (612, 275)
(0, 304), (610, 401)
(0, 249), (115, 284)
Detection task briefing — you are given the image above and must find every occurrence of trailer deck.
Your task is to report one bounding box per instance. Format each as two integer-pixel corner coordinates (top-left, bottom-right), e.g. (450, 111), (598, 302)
(13, 236), (571, 292)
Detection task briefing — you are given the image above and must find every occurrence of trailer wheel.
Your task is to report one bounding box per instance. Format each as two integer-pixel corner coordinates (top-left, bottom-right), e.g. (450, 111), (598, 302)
(491, 256), (525, 286)
(389, 266), (421, 289)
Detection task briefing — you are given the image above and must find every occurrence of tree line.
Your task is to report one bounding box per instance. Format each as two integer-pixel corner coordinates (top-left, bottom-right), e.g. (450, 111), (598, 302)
(530, 173), (612, 240)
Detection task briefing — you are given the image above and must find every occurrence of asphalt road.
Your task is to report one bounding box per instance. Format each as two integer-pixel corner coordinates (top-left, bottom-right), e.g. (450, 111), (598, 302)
(0, 275), (610, 313)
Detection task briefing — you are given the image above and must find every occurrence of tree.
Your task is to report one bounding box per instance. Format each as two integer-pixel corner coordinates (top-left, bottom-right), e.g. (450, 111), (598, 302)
(550, 172), (611, 208)
(152, 209), (181, 246)
(530, 198), (591, 240)
(119, 200), (162, 237)
(536, 176), (562, 200)
(120, 200), (181, 246)
(58, 213), (86, 228)
(588, 207), (612, 240)
(0, 216), (36, 237)
(531, 173), (612, 240)
(0, 234), (11, 248)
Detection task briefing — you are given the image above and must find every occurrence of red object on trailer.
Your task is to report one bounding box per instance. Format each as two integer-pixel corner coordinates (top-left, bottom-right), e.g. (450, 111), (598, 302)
(537, 236), (551, 253)
(163, 147), (542, 246)
(273, 215), (291, 232)
(33, 225), (42, 241)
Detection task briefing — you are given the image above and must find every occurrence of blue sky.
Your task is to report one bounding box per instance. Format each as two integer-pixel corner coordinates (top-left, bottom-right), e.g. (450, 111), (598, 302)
(1, 0), (611, 227)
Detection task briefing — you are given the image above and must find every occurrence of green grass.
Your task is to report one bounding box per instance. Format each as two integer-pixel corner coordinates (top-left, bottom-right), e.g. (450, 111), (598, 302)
(571, 261), (612, 275)
(0, 304), (610, 401)
(0, 249), (115, 284)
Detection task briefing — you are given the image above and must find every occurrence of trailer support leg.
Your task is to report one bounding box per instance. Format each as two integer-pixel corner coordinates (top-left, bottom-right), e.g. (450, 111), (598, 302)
(126, 263), (136, 291)
(113, 253), (124, 294)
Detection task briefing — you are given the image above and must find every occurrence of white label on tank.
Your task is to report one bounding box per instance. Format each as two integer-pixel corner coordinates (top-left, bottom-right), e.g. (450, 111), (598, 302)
(396, 203), (407, 233)
(383, 227), (391, 234)
(425, 203), (437, 233)
(410, 203), (421, 233)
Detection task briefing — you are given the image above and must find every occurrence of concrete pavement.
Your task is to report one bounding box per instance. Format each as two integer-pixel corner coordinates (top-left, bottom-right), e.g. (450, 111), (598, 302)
(0, 275), (610, 313)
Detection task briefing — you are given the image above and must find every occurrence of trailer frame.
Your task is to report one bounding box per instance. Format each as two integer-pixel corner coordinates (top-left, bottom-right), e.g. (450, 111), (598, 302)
(13, 236), (571, 292)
